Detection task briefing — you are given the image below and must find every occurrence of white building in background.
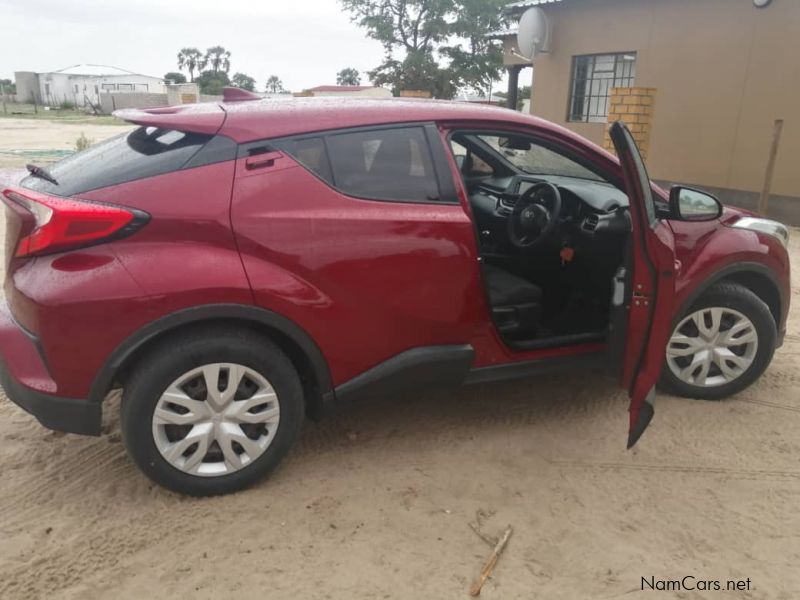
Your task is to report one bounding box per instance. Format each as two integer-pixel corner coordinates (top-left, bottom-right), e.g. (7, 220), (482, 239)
(303, 85), (392, 98)
(15, 64), (165, 107)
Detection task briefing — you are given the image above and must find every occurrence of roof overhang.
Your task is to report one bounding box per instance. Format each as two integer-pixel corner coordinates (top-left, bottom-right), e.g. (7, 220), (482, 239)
(505, 0), (563, 14)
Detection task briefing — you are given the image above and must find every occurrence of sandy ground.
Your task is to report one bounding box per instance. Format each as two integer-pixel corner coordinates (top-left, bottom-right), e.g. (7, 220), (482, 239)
(0, 120), (799, 599)
(0, 117), (131, 167)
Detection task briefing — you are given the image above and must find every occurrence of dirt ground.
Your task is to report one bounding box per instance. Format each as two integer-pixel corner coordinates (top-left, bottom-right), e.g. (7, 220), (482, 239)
(0, 119), (799, 600)
(0, 117), (131, 167)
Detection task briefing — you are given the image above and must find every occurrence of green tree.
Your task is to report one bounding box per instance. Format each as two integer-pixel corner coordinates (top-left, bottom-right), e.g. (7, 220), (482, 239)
(205, 46), (232, 75)
(0, 78), (16, 94)
(265, 75), (285, 94)
(439, 0), (507, 96)
(231, 73), (256, 92)
(336, 68), (362, 86)
(340, 0), (508, 98)
(196, 70), (231, 95)
(163, 71), (187, 84)
(177, 47), (204, 82)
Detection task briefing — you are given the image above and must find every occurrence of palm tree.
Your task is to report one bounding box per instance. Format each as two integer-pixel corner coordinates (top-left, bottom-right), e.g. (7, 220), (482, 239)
(177, 47), (204, 82)
(205, 46), (232, 75)
(265, 75), (284, 94)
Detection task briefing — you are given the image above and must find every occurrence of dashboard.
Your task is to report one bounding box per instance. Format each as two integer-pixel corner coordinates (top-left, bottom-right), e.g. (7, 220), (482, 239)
(469, 174), (631, 240)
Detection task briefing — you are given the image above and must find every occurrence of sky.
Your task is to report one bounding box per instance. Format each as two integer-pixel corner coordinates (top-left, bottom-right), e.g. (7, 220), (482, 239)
(0, 0), (393, 91)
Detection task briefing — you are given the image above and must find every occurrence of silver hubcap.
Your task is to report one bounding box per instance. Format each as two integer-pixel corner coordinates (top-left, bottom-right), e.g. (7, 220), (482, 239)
(667, 307), (758, 388)
(152, 363), (280, 477)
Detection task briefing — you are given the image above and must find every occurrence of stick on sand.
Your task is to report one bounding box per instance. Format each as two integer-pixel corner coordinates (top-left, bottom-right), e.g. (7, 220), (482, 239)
(469, 525), (513, 596)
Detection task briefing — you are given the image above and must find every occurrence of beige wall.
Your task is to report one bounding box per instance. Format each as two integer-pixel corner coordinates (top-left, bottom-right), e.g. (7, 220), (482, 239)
(529, 0), (800, 198)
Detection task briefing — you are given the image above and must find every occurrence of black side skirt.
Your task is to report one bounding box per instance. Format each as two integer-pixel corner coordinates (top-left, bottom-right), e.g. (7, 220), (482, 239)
(333, 344), (605, 404)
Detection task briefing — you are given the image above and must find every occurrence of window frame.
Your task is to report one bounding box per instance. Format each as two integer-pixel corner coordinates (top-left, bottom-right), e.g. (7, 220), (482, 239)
(567, 52), (636, 124)
(238, 122), (459, 205)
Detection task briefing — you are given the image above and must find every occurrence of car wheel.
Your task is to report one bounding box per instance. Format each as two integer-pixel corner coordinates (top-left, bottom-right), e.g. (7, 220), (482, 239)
(660, 282), (776, 400)
(121, 327), (304, 496)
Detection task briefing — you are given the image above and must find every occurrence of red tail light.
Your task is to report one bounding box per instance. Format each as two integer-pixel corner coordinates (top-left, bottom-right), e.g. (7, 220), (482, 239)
(2, 187), (148, 257)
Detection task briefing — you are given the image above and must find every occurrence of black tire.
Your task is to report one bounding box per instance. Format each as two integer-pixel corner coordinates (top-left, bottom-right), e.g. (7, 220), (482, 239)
(121, 327), (304, 496)
(659, 282), (776, 400)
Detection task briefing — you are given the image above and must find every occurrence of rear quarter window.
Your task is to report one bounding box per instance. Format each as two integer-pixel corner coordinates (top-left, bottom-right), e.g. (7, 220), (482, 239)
(271, 126), (443, 203)
(22, 126), (235, 196)
(325, 127), (440, 202)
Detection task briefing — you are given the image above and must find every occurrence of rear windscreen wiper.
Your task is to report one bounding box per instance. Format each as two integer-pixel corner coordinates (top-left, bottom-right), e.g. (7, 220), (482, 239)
(25, 163), (59, 186)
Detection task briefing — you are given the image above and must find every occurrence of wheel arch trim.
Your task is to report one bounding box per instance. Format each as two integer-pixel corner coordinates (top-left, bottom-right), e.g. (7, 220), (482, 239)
(675, 262), (785, 336)
(88, 304), (334, 412)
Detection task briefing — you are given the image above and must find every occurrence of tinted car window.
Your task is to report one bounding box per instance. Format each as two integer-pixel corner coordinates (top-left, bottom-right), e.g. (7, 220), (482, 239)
(325, 127), (440, 202)
(272, 137), (333, 184)
(22, 126), (220, 196)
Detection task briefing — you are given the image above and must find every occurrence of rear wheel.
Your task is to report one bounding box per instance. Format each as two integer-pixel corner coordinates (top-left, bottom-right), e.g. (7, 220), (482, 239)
(121, 328), (304, 496)
(660, 283), (776, 400)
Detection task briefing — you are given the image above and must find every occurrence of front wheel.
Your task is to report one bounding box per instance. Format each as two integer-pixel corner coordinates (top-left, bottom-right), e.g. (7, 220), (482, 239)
(660, 282), (777, 400)
(121, 328), (304, 496)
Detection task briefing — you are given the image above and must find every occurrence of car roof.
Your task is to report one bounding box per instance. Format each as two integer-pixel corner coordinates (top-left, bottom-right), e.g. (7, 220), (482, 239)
(220, 97), (557, 142)
(117, 97), (574, 144)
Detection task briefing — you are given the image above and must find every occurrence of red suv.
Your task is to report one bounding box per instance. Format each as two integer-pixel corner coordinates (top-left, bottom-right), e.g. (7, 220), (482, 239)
(0, 91), (790, 495)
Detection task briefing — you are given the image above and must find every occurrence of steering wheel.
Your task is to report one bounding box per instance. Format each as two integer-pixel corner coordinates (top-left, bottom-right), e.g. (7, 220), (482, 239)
(507, 182), (563, 248)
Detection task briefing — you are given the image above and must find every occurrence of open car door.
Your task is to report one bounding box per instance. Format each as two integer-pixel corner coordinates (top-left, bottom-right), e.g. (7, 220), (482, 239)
(608, 122), (676, 449)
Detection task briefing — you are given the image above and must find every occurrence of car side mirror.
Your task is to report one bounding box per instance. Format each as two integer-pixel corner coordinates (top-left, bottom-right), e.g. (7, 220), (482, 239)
(498, 136), (532, 151)
(669, 186), (722, 222)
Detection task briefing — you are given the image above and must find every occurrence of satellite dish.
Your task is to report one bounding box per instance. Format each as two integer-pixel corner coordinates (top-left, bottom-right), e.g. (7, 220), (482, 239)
(517, 7), (551, 60)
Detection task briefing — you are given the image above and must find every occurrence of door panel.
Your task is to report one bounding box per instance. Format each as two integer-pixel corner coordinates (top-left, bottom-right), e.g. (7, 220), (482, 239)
(608, 122), (676, 448)
(230, 152), (483, 386)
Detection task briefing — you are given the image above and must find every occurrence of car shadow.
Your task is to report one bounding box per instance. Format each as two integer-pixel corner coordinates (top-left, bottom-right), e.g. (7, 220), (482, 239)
(291, 371), (628, 458)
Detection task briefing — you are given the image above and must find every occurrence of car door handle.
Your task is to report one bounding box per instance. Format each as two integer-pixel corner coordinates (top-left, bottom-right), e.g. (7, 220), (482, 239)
(245, 152), (284, 171)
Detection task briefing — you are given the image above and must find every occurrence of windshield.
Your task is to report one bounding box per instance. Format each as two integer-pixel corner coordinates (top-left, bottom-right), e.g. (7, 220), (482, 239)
(479, 134), (603, 182)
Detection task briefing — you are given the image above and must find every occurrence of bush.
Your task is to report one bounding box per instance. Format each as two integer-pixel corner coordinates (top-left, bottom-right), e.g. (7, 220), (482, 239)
(164, 71), (187, 84)
(59, 100), (76, 110)
(195, 70), (230, 95)
(75, 133), (93, 151)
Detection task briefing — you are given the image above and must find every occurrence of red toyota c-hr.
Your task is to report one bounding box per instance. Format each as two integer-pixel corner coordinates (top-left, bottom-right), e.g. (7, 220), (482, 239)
(0, 90), (790, 495)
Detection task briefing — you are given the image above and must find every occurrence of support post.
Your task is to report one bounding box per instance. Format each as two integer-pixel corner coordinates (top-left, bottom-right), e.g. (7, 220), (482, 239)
(758, 119), (784, 216)
(506, 65), (523, 111)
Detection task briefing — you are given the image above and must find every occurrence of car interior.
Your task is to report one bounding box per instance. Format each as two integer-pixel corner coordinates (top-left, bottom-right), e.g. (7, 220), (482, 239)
(449, 131), (633, 350)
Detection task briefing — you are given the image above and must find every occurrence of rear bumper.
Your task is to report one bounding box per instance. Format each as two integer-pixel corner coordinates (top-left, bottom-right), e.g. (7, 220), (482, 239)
(0, 301), (100, 435)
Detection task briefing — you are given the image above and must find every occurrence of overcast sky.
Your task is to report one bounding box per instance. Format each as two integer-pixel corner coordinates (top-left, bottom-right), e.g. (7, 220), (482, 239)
(0, 0), (393, 91)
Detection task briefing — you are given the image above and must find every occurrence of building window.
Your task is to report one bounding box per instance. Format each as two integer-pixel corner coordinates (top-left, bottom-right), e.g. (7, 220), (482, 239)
(102, 83), (116, 91)
(117, 84), (134, 91)
(568, 53), (636, 123)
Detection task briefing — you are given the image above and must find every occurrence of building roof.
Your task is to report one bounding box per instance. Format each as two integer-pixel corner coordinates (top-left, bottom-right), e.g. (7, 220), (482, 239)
(506, 0), (563, 9)
(50, 64), (160, 78)
(493, 0), (564, 37)
(307, 85), (376, 92)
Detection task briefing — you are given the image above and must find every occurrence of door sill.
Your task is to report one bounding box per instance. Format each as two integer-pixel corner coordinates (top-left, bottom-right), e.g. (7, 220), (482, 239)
(505, 330), (607, 352)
